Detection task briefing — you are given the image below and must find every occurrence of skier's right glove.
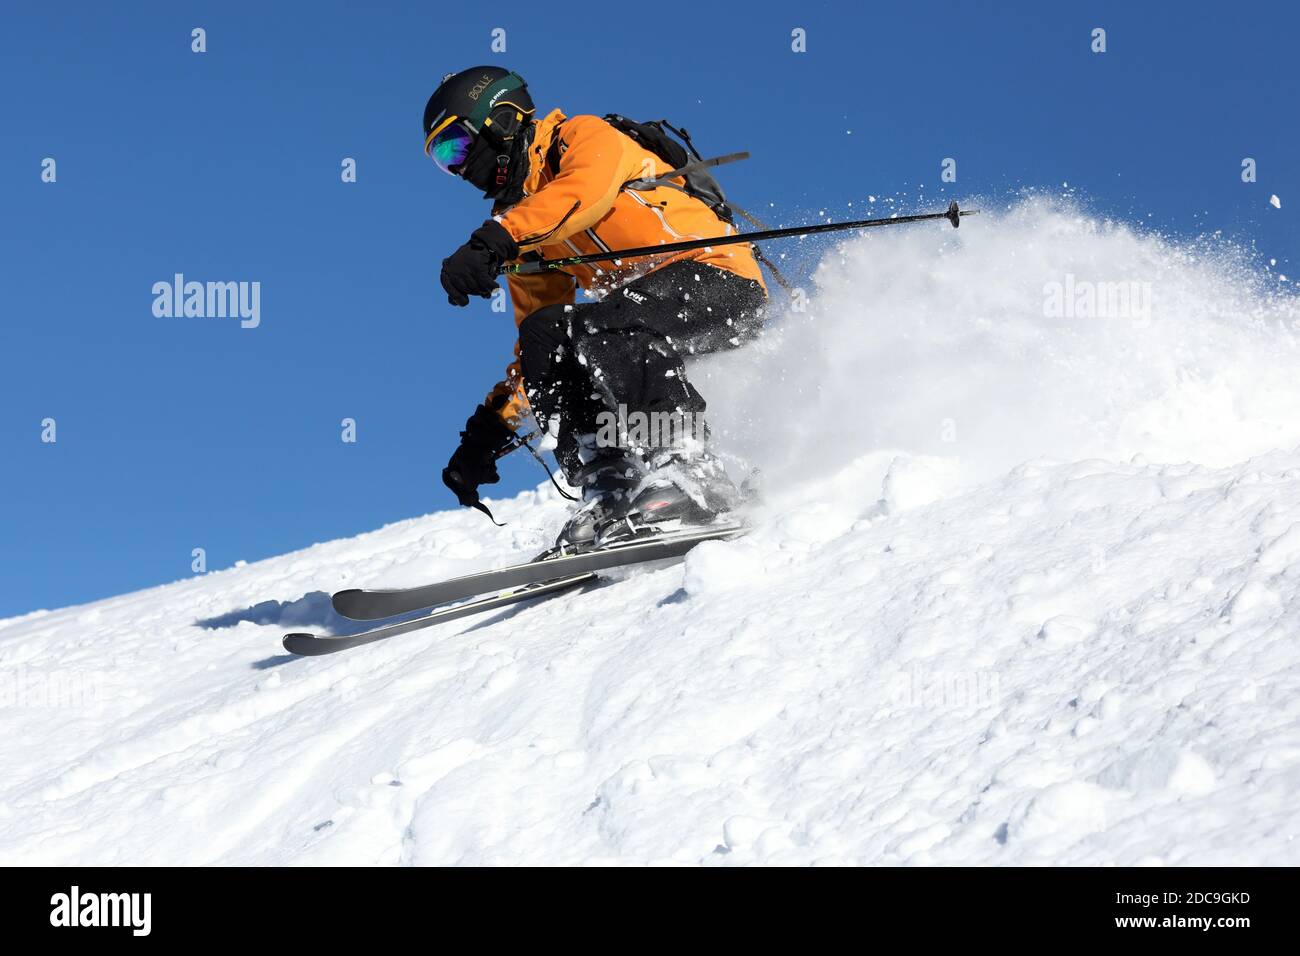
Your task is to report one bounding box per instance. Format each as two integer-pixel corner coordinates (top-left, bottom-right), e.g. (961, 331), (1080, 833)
(442, 402), (516, 508)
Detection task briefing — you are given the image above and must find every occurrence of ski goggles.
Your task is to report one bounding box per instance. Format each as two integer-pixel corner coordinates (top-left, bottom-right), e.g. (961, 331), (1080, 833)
(425, 120), (476, 176)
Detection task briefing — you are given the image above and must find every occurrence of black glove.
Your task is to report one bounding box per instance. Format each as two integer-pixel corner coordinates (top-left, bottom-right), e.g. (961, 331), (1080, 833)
(440, 220), (520, 307)
(442, 402), (516, 507)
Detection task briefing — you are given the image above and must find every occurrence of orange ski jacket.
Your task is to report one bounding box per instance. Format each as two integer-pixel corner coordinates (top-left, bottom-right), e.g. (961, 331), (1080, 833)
(482, 109), (764, 429)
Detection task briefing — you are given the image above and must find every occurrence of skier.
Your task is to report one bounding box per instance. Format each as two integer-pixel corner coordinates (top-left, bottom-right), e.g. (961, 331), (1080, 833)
(425, 66), (767, 548)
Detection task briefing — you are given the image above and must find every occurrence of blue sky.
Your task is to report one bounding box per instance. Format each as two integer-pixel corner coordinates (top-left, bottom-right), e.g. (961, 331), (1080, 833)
(1, 0), (1296, 616)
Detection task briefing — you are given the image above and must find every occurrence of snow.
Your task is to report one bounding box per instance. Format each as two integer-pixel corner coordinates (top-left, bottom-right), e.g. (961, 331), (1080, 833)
(3, 198), (1300, 865)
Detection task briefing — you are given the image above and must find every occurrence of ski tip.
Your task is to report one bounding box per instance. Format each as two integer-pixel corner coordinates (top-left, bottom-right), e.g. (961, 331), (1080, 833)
(331, 589), (363, 617)
(282, 633), (331, 656)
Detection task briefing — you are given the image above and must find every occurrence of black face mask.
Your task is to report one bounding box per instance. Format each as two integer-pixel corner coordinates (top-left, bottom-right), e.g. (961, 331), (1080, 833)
(458, 124), (533, 205)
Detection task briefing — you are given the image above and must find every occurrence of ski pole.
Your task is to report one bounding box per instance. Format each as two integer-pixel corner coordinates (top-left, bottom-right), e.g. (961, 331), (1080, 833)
(503, 201), (978, 276)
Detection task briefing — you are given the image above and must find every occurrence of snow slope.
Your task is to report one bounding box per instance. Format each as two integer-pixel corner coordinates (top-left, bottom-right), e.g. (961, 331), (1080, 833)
(3, 199), (1299, 865)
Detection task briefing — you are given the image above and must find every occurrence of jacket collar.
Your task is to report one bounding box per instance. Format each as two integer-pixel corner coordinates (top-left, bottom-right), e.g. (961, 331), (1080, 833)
(491, 109), (567, 215)
(526, 110), (567, 190)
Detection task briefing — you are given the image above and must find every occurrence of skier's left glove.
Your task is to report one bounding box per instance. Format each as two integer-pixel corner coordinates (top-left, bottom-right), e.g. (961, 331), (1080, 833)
(440, 220), (519, 307)
(442, 402), (516, 508)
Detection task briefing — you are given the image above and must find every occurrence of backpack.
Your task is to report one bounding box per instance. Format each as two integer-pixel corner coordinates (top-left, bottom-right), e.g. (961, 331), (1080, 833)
(602, 114), (737, 225)
(543, 114), (792, 292)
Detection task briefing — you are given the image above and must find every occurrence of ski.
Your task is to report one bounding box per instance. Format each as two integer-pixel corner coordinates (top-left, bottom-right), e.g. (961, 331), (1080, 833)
(332, 523), (746, 621)
(283, 573), (596, 657)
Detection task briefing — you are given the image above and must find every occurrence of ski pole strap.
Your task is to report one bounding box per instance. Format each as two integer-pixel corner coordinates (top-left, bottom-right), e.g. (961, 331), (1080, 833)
(492, 430), (580, 502)
(471, 499), (506, 526)
(521, 436), (579, 501)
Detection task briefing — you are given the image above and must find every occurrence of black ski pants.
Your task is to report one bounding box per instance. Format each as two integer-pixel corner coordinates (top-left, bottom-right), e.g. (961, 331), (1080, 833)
(516, 261), (767, 449)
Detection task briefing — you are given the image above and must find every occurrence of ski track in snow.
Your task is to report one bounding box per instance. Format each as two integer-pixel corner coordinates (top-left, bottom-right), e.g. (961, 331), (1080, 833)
(2, 198), (1299, 865)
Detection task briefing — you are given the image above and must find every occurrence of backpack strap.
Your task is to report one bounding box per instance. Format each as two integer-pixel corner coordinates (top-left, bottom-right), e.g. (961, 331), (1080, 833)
(623, 152), (749, 191)
(544, 120), (568, 177)
(722, 201), (795, 293)
(658, 119), (704, 162)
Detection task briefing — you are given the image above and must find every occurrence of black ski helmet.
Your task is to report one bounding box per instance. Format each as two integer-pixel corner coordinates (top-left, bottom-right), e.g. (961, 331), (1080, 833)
(422, 66), (534, 156)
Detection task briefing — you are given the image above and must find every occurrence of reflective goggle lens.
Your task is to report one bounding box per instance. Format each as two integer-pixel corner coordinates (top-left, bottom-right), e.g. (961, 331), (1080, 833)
(428, 123), (475, 175)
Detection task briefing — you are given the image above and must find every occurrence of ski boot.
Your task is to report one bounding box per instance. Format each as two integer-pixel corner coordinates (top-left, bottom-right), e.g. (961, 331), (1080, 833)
(554, 436), (646, 550)
(601, 446), (740, 543)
